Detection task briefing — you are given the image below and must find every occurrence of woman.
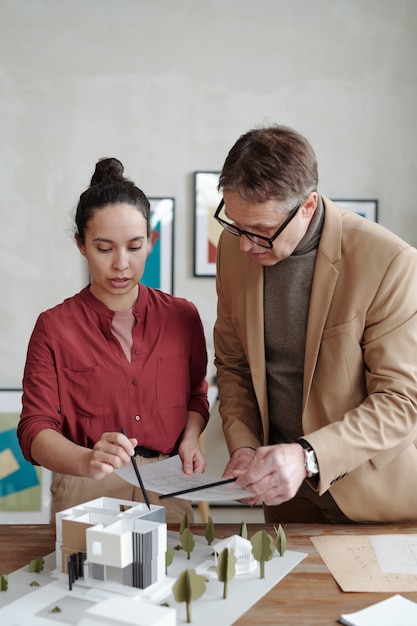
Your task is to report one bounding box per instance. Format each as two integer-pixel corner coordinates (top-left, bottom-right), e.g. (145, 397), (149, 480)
(18, 157), (209, 523)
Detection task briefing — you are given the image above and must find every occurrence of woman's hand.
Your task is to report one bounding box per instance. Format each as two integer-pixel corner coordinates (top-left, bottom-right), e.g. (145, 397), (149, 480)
(31, 428), (137, 480)
(88, 431), (138, 480)
(178, 436), (206, 475)
(178, 410), (207, 475)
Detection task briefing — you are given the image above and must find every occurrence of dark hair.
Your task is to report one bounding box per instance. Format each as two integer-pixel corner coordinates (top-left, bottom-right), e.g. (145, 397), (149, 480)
(219, 125), (318, 207)
(75, 157), (151, 243)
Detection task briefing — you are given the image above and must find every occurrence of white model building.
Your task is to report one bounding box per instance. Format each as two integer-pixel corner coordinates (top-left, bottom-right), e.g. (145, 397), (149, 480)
(55, 496), (166, 590)
(213, 535), (257, 574)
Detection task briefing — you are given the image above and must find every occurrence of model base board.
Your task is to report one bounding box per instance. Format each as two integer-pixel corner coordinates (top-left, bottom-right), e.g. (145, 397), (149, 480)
(0, 533), (305, 625)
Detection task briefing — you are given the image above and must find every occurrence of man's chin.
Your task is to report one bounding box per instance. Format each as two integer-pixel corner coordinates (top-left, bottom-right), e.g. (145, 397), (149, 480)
(249, 253), (280, 266)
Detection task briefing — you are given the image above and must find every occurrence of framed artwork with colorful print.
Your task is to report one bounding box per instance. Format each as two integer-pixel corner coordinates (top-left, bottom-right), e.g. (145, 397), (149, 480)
(141, 197), (175, 293)
(193, 172), (222, 277)
(0, 388), (52, 523)
(332, 198), (378, 222)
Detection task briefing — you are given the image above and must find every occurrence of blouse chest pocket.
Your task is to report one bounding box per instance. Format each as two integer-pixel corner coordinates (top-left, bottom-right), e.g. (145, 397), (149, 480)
(61, 364), (112, 418)
(156, 356), (189, 409)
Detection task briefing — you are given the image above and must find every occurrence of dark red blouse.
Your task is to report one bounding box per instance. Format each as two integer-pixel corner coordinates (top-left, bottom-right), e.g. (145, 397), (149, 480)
(18, 286), (209, 462)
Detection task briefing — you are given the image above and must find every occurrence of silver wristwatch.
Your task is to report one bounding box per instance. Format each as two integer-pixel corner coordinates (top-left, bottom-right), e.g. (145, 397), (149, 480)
(298, 439), (319, 478)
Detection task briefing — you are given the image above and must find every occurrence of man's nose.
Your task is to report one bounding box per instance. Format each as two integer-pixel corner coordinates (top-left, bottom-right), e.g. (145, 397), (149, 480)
(239, 235), (255, 253)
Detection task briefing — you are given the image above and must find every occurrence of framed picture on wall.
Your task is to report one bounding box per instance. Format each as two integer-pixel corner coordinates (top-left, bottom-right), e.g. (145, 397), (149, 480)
(194, 172), (222, 277)
(332, 198), (378, 222)
(0, 389), (52, 523)
(192, 183), (379, 277)
(141, 197), (175, 294)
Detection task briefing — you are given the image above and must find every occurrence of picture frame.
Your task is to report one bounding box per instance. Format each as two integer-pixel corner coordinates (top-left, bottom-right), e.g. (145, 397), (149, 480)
(193, 172), (222, 277)
(141, 197), (175, 294)
(0, 388), (52, 523)
(192, 177), (379, 278)
(332, 198), (378, 222)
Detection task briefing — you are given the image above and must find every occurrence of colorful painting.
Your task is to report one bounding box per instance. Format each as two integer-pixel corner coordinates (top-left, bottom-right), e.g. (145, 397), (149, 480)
(0, 389), (51, 522)
(332, 199), (378, 222)
(141, 197), (175, 294)
(193, 179), (379, 279)
(193, 172), (222, 277)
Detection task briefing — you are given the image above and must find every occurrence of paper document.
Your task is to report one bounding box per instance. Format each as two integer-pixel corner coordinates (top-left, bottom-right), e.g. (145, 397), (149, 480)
(311, 535), (417, 592)
(339, 594), (417, 626)
(115, 455), (252, 501)
(371, 535), (417, 574)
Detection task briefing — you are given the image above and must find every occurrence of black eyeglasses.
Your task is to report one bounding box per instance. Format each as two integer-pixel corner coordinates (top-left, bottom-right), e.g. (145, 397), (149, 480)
(214, 198), (303, 249)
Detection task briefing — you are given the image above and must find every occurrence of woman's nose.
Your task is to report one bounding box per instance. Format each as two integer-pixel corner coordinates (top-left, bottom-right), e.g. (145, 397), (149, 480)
(113, 250), (129, 269)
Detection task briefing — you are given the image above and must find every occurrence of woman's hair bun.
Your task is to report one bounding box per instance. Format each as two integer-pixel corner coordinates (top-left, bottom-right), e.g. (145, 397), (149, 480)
(90, 157), (125, 186)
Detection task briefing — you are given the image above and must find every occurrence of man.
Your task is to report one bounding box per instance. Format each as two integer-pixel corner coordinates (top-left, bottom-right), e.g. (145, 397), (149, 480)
(213, 125), (417, 523)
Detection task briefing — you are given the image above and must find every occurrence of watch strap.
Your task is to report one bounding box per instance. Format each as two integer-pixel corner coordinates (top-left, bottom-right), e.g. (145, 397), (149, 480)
(298, 438), (320, 478)
(298, 438), (313, 452)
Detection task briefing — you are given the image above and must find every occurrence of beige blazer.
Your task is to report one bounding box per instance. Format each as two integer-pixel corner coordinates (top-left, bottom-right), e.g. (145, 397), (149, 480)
(214, 197), (417, 521)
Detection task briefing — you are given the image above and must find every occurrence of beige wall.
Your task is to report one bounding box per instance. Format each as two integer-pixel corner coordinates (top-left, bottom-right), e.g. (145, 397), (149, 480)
(1, 0), (416, 386)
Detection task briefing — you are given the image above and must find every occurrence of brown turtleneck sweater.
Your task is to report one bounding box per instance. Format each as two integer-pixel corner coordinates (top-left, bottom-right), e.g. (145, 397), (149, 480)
(264, 197), (324, 444)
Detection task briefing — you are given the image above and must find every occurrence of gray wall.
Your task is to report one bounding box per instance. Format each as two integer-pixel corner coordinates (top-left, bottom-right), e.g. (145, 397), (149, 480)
(1, 0), (416, 386)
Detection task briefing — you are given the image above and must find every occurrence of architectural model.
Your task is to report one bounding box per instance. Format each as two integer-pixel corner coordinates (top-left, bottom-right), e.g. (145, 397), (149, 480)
(0, 496), (307, 625)
(55, 496), (166, 591)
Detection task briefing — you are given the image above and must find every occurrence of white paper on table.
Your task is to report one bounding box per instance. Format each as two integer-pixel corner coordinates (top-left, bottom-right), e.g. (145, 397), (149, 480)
(339, 594), (417, 626)
(371, 535), (417, 574)
(115, 454), (252, 500)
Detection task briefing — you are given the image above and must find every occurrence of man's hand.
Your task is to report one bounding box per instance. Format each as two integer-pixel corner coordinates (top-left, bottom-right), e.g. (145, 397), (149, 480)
(222, 447), (257, 505)
(231, 443), (308, 506)
(223, 447), (256, 476)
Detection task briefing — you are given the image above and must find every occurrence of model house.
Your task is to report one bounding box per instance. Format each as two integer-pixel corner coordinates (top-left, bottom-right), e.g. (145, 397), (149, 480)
(55, 496), (166, 590)
(213, 535), (257, 575)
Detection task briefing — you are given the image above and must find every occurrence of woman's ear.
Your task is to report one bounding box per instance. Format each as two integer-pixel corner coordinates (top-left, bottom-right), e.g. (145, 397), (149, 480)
(75, 233), (86, 258)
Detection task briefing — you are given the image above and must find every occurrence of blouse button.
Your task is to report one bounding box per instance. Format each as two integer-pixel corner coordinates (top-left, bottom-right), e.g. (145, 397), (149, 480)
(135, 415), (141, 421)
(134, 350), (140, 356)
(132, 379), (137, 385)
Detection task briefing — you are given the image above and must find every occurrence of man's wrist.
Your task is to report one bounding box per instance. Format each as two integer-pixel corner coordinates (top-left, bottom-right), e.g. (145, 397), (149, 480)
(231, 446), (256, 459)
(298, 439), (320, 478)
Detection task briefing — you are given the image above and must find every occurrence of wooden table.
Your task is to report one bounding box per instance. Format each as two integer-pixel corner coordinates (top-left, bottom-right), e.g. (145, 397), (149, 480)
(1, 523), (417, 625)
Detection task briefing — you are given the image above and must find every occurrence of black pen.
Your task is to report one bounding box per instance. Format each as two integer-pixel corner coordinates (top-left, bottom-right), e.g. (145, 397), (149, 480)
(121, 428), (151, 510)
(159, 477), (237, 500)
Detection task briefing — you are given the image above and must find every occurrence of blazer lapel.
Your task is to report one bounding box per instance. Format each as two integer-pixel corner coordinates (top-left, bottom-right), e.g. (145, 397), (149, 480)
(303, 198), (342, 410)
(244, 254), (269, 440)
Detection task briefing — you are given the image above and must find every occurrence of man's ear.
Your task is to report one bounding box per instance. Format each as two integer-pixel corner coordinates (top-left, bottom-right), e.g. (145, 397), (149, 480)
(75, 233), (86, 258)
(302, 192), (318, 218)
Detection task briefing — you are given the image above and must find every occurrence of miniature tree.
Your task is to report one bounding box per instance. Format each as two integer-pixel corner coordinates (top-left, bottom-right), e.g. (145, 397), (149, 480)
(173, 568), (206, 623)
(28, 557), (45, 573)
(238, 521), (248, 539)
(179, 511), (190, 534)
(251, 529), (275, 579)
(166, 543), (175, 574)
(0, 575), (8, 591)
(274, 524), (287, 556)
(180, 527), (195, 560)
(216, 547), (237, 599)
(204, 516), (215, 545)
